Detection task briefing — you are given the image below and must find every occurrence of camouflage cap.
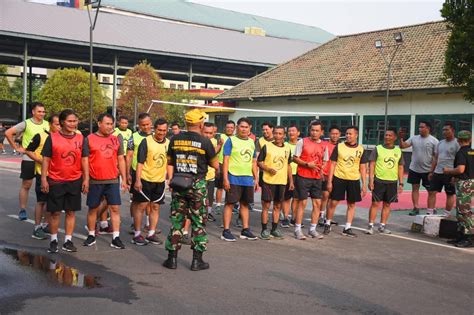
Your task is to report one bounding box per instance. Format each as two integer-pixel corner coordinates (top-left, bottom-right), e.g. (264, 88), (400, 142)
(457, 130), (471, 140)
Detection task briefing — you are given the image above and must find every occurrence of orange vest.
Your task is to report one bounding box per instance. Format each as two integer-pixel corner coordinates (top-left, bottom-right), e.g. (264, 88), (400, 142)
(49, 132), (84, 182)
(296, 138), (327, 179)
(88, 133), (120, 180)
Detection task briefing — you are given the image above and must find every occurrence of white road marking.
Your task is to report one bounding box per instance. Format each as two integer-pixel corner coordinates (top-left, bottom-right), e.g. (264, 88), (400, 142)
(0, 167), (20, 174)
(380, 232), (474, 253)
(7, 214), (88, 240)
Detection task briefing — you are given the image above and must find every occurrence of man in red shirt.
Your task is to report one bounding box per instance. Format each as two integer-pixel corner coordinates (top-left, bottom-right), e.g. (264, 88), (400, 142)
(41, 109), (89, 253)
(83, 113), (128, 250)
(292, 120), (328, 240)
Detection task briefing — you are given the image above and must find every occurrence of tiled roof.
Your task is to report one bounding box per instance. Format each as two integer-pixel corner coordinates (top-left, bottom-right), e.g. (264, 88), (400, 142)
(216, 21), (451, 100)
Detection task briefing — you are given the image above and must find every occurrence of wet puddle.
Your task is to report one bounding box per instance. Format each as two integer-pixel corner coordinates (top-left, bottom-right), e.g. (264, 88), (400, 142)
(1, 247), (101, 289)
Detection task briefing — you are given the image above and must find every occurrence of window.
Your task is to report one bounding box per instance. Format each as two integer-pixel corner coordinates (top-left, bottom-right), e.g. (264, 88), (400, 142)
(415, 114), (472, 139)
(170, 83), (177, 89)
(178, 84), (184, 90)
(102, 76), (110, 83)
(319, 116), (355, 138)
(117, 78), (123, 85)
(363, 115), (410, 145)
(191, 85), (196, 89)
(247, 117), (278, 137)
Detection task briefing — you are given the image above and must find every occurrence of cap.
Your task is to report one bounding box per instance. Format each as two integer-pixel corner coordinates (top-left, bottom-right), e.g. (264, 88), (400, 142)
(457, 130), (471, 140)
(185, 109), (207, 124)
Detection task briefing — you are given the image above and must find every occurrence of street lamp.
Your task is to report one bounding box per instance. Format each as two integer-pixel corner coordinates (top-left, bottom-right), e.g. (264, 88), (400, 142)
(86, 0), (102, 135)
(375, 32), (403, 140)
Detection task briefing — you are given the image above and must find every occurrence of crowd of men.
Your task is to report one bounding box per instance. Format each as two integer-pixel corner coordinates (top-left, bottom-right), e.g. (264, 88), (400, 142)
(3, 102), (473, 272)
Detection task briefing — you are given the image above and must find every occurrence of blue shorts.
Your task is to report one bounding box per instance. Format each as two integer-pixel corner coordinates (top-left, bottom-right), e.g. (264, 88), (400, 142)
(87, 183), (121, 208)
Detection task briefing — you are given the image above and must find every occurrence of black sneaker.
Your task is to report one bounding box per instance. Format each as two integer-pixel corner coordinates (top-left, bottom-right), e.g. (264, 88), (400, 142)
(111, 237), (125, 249)
(408, 208), (419, 216)
(289, 219), (296, 227)
(280, 218), (290, 228)
(240, 229), (258, 240)
(342, 228), (357, 238)
(131, 235), (148, 246)
(145, 233), (163, 245)
(47, 240), (59, 253)
(207, 213), (216, 222)
(62, 240), (77, 252)
(323, 224), (331, 235)
(83, 235), (96, 247)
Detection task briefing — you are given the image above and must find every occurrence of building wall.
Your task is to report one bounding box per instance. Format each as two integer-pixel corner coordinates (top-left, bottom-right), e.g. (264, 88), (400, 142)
(220, 90), (473, 146)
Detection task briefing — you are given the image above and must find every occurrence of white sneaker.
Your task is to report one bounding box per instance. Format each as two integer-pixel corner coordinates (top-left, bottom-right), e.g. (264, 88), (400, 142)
(294, 229), (306, 240)
(308, 229), (323, 239)
(365, 226), (374, 235)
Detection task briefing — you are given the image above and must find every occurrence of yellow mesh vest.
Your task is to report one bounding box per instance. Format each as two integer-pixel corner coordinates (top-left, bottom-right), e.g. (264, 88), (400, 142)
(334, 143), (364, 180)
(218, 134), (229, 163)
(141, 136), (169, 183)
(132, 132), (147, 171)
(22, 119), (49, 148)
(114, 128), (132, 156)
(206, 138), (217, 180)
(228, 136), (255, 176)
(375, 145), (401, 181)
(262, 143), (291, 185)
(34, 132), (48, 175)
(285, 141), (298, 175)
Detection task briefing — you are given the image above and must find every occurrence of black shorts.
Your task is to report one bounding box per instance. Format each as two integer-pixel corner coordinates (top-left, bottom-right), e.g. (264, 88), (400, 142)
(372, 180), (398, 203)
(407, 170), (430, 189)
(215, 164), (224, 189)
(87, 183), (121, 208)
(133, 180), (165, 204)
(330, 176), (362, 203)
(47, 178), (82, 212)
(35, 175), (47, 203)
(20, 160), (35, 180)
(207, 180), (215, 206)
(284, 175), (297, 200)
(129, 169), (137, 195)
(225, 184), (254, 204)
(295, 175), (322, 200)
(429, 173), (455, 195)
(322, 180), (328, 192)
(261, 182), (286, 202)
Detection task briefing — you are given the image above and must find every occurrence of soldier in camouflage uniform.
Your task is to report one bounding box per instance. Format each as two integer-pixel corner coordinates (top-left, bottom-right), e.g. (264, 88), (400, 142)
(443, 130), (473, 248)
(164, 109), (218, 270)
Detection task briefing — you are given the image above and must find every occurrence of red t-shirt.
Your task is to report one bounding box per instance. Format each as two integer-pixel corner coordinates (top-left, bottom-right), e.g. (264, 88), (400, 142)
(88, 133), (121, 180)
(297, 138), (327, 179)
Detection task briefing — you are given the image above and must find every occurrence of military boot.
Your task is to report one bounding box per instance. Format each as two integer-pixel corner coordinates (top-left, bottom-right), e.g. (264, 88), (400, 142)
(163, 250), (178, 269)
(190, 250), (209, 271)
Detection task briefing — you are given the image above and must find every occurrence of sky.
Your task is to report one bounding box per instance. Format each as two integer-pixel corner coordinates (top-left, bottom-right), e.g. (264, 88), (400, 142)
(190, 0), (445, 36)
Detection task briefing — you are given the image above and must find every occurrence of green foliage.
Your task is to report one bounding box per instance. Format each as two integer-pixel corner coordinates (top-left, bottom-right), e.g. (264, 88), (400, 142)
(441, 0), (474, 102)
(0, 65), (11, 101)
(161, 89), (191, 127)
(10, 77), (44, 103)
(38, 68), (107, 121)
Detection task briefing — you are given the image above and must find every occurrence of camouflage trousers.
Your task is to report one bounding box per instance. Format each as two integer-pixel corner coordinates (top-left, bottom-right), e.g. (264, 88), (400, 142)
(455, 179), (474, 235)
(165, 179), (208, 252)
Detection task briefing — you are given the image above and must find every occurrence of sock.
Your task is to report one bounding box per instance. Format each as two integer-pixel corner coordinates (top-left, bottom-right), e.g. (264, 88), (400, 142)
(89, 230), (95, 237)
(65, 235), (72, 242)
(113, 231), (120, 239)
(148, 230), (155, 237)
(216, 202), (222, 206)
(295, 223), (302, 231)
(380, 223), (385, 227)
(41, 222), (48, 228)
(146, 216), (150, 226)
(134, 230), (141, 238)
(345, 223), (351, 230)
(100, 221), (108, 229)
(51, 233), (58, 242)
(320, 211), (325, 218)
(271, 222), (278, 232)
(326, 219), (331, 226)
(310, 223), (317, 232)
(369, 222), (374, 227)
(35, 224), (42, 231)
(261, 223), (267, 231)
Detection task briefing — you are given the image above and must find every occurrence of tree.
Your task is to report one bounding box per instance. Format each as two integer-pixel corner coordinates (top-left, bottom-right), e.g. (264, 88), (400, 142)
(10, 77), (44, 103)
(160, 89), (192, 127)
(441, 0), (474, 102)
(38, 68), (107, 121)
(0, 65), (11, 101)
(118, 61), (164, 119)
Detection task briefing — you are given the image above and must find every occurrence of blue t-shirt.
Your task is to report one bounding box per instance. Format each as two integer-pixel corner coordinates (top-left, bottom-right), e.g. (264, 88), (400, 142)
(223, 137), (256, 187)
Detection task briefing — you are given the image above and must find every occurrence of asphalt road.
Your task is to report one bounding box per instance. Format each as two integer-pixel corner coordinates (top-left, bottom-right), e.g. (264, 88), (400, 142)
(0, 160), (472, 314)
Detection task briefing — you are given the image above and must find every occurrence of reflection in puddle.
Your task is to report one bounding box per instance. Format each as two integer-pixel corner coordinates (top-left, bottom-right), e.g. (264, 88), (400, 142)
(2, 248), (101, 289)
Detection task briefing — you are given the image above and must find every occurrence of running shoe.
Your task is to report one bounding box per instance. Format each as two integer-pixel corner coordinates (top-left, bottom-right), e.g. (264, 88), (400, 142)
(18, 209), (27, 221)
(47, 240), (58, 253)
(146, 233), (163, 245)
(323, 224), (331, 235)
(342, 228), (357, 238)
(83, 235), (96, 246)
(99, 225), (114, 234)
(280, 219), (290, 228)
(455, 238), (473, 248)
(408, 208), (419, 216)
(308, 229), (324, 239)
(221, 229), (236, 242)
(240, 229), (258, 240)
(207, 213), (216, 222)
(270, 229), (284, 239)
(260, 229), (271, 240)
(378, 226), (391, 234)
(365, 226), (374, 235)
(111, 237), (125, 249)
(294, 229), (306, 240)
(32, 227), (47, 240)
(214, 204), (222, 215)
(317, 217), (325, 227)
(289, 219), (296, 227)
(62, 240), (77, 252)
(42, 225), (51, 235)
(131, 235), (147, 246)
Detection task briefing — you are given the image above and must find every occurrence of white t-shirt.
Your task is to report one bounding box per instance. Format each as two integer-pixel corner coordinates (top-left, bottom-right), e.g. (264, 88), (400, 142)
(406, 135), (439, 173)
